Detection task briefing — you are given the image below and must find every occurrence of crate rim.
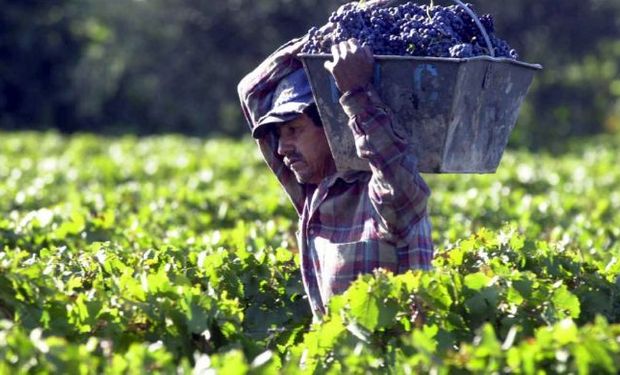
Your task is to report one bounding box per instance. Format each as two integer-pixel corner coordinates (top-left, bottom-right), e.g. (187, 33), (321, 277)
(298, 53), (543, 71)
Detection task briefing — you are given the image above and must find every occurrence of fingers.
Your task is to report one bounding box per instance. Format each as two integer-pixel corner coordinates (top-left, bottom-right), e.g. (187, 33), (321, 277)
(330, 44), (339, 59)
(346, 39), (358, 53)
(323, 59), (333, 72)
(346, 39), (374, 62)
(330, 41), (352, 62)
(324, 38), (373, 73)
(338, 41), (348, 58)
(324, 44), (339, 73)
(346, 38), (369, 54)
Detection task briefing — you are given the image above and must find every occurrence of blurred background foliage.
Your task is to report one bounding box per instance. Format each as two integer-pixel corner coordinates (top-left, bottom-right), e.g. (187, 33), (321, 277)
(1, 0), (619, 150)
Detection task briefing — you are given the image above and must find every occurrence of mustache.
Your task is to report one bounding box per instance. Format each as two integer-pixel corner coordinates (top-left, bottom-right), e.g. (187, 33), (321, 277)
(283, 152), (304, 168)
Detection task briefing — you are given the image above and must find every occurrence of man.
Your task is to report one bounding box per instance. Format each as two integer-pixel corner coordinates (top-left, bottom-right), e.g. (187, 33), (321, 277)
(238, 34), (433, 319)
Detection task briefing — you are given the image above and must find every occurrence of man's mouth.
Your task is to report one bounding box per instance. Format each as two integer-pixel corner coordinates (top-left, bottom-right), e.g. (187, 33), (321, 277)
(290, 160), (304, 170)
(285, 157), (303, 169)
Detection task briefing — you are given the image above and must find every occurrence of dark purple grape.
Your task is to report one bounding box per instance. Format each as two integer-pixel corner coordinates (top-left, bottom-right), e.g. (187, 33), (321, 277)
(449, 43), (474, 58)
(301, 1), (517, 59)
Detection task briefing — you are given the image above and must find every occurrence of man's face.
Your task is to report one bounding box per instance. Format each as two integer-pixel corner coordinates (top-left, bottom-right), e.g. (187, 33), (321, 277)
(276, 114), (335, 185)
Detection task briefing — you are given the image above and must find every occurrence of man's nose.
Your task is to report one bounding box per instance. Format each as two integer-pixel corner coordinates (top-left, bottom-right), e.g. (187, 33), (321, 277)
(277, 136), (294, 156)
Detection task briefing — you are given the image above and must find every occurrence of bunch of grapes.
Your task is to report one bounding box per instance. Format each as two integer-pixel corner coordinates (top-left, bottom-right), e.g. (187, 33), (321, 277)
(301, 2), (518, 59)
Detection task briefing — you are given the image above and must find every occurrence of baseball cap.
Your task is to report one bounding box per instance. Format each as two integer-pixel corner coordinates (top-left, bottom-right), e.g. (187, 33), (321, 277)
(253, 68), (314, 139)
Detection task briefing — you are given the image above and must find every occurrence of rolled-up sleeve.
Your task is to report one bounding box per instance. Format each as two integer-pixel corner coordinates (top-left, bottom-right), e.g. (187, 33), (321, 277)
(339, 85), (431, 242)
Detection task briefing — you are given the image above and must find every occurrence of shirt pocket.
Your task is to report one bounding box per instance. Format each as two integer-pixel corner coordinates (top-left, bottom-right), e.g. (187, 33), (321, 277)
(314, 238), (399, 303)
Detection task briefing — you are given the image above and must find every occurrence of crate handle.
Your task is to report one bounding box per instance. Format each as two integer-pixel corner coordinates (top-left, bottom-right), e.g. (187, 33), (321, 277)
(449, 0), (495, 57)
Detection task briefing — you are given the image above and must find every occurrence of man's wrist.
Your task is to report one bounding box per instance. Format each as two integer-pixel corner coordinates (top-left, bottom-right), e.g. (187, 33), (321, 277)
(339, 84), (373, 119)
(340, 83), (371, 101)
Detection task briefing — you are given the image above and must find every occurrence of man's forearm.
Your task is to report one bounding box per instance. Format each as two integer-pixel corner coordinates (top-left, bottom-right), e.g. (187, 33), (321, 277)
(340, 84), (431, 241)
(237, 36), (309, 215)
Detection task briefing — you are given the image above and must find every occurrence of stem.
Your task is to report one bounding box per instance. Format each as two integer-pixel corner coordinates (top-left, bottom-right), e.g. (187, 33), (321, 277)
(427, 1), (434, 20)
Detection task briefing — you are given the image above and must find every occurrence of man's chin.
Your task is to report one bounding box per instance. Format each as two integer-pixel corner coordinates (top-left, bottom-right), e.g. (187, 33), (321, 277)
(293, 173), (310, 184)
(292, 170), (314, 185)
(289, 164), (321, 184)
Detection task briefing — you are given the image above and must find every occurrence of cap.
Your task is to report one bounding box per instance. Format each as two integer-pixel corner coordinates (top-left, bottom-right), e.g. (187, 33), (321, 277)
(252, 68), (314, 139)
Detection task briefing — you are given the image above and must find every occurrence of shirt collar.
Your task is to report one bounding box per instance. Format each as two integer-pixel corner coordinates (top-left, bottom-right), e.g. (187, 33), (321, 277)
(320, 170), (367, 188)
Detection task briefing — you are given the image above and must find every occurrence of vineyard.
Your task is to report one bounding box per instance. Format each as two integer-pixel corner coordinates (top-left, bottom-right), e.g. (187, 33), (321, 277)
(1, 131), (619, 373)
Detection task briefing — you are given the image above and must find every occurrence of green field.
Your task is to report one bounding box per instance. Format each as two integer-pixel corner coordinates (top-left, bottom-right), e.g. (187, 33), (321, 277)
(1, 131), (619, 374)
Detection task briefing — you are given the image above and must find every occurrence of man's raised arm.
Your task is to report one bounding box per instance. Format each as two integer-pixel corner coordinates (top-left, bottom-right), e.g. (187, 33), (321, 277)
(325, 39), (431, 243)
(237, 37), (309, 214)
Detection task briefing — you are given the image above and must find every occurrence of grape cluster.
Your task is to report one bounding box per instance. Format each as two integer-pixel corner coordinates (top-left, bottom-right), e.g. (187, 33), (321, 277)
(302, 2), (518, 59)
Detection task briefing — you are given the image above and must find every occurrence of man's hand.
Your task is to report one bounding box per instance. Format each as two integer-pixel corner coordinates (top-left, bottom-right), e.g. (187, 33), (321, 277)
(323, 39), (374, 94)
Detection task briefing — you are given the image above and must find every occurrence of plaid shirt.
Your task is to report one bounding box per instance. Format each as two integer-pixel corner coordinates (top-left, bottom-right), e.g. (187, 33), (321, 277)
(238, 37), (434, 317)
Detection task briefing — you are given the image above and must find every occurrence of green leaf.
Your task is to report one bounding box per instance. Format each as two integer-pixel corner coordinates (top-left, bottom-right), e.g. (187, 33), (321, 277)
(573, 344), (593, 375)
(464, 272), (492, 291)
(185, 299), (210, 335)
(424, 278), (453, 310)
(411, 324), (438, 353)
(66, 276), (83, 292)
(475, 323), (501, 357)
(552, 285), (581, 318)
(505, 286), (524, 305)
(552, 318), (578, 345)
(275, 247), (293, 263)
(448, 246), (465, 266)
(347, 279), (380, 331)
(509, 233), (525, 251)
(211, 350), (249, 374)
